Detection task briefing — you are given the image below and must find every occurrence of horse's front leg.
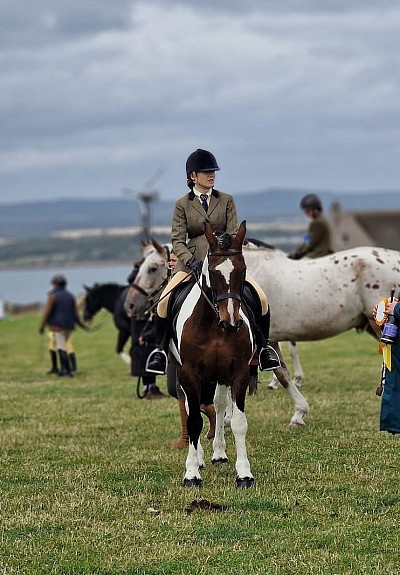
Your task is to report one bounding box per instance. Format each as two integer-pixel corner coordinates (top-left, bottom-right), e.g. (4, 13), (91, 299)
(183, 397), (204, 488)
(117, 332), (131, 365)
(211, 384), (229, 464)
(267, 342), (282, 389)
(273, 362), (309, 427)
(224, 390), (233, 427)
(231, 393), (254, 489)
(288, 341), (304, 387)
(268, 341), (304, 389)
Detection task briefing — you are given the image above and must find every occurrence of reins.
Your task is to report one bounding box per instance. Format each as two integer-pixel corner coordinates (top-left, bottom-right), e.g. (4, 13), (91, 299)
(194, 249), (244, 317)
(131, 245), (172, 315)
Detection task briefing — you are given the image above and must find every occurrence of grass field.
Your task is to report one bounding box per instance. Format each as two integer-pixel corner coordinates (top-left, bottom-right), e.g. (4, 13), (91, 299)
(1, 312), (400, 575)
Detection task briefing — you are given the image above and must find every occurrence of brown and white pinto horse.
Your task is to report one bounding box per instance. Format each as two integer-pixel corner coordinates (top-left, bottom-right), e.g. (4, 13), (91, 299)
(172, 221), (255, 488)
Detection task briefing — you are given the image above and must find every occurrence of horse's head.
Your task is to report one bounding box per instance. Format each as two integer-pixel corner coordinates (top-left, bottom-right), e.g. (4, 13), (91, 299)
(124, 239), (171, 319)
(204, 220), (247, 331)
(82, 283), (102, 322)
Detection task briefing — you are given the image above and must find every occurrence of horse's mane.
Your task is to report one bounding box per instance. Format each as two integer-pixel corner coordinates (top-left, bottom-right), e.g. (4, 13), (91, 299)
(86, 282), (128, 290)
(214, 230), (232, 249)
(244, 237), (276, 250)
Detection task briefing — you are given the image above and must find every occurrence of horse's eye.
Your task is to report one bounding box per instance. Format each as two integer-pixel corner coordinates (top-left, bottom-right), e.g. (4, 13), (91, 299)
(149, 266), (158, 274)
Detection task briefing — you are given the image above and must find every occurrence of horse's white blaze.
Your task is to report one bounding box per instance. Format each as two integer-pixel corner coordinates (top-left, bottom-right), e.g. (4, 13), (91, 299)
(216, 258), (234, 282)
(226, 298), (235, 326)
(215, 260), (236, 326)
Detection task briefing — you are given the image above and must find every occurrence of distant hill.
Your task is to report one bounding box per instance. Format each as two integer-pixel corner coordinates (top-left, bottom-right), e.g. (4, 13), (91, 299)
(1, 188), (400, 239)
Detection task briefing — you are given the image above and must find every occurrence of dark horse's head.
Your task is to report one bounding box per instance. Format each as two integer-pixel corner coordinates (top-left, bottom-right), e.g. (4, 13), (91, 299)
(82, 284), (103, 322)
(82, 283), (124, 321)
(204, 220), (247, 332)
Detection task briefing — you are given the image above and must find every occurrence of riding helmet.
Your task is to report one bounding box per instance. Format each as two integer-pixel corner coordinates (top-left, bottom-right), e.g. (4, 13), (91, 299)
(185, 149), (220, 175)
(51, 274), (67, 287)
(300, 193), (323, 212)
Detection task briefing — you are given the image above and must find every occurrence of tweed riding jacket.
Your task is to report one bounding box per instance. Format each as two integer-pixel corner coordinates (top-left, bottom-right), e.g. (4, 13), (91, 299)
(171, 189), (239, 273)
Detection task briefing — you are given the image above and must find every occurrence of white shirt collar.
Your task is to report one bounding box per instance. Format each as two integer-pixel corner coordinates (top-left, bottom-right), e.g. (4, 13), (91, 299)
(193, 186), (212, 198)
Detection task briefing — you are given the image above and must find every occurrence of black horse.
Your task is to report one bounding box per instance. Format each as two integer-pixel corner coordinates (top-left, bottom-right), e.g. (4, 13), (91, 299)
(83, 283), (132, 363)
(82, 282), (161, 397)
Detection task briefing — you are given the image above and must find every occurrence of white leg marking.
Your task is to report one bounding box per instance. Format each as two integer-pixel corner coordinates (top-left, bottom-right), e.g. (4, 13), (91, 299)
(120, 351), (131, 365)
(212, 385), (229, 462)
(231, 402), (253, 480)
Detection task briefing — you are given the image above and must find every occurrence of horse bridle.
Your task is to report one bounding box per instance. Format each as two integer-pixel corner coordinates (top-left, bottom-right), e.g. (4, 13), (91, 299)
(197, 249), (244, 317)
(129, 245), (172, 308)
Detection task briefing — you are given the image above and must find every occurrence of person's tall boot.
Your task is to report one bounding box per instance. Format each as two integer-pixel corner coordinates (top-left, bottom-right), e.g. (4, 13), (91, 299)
(46, 350), (59, 375)
(58, 350), (73, 377)
(69, 353), (77, 373)
(257, 311), (281, 372)
(200, 404), (216, 440)
(171, 398), (189, 448)
(145, 315), (169, 375)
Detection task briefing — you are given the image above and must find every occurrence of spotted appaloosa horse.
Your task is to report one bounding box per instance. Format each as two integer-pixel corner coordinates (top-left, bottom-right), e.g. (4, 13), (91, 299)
(241, 244), (400, 342)
(124, 237), (400, 420)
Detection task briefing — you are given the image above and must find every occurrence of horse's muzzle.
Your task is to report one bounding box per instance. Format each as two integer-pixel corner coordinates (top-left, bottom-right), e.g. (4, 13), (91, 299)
(218, 318), (243, 332)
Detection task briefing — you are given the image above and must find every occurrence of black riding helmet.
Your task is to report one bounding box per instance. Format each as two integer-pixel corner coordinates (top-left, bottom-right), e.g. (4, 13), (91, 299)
(185, 149), (220, 176)
(300, 193), (323, 212)
(51, 274), (67, 287)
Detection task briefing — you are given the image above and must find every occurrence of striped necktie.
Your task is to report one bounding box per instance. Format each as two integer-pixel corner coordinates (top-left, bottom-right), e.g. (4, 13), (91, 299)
(200, 194), (208, 212)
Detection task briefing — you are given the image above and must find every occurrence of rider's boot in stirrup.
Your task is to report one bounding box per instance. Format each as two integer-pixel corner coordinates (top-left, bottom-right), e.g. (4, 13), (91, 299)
(257, 311), (281, 372)
(145, 315), (169, 375)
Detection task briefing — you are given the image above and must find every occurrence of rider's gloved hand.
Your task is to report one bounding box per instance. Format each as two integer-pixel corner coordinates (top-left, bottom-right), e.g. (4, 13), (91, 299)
(186, 256), (203, 275)
(287, 251), (302, 260)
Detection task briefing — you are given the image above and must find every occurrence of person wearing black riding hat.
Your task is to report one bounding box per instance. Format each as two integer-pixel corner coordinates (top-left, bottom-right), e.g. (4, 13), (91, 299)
(146, 148), (280, 375)
(288, 194), (334, 260)
(39, 274), (86, 377)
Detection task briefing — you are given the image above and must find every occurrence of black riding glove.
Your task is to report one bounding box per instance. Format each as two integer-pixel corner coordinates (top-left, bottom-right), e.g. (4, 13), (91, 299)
(186, 256), (203, 275)
(288, 251), (302, 260)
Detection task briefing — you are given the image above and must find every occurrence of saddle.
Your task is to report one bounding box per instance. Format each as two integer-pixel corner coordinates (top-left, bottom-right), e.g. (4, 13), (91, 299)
(166, 278), (261, 350)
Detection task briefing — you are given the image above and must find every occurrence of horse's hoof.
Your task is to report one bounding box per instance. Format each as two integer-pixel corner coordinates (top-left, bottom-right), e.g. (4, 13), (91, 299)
(236, 476), (254, 489)
(211, 457), (228, 465)
(183, 477), (202, 488)
(289, 420), (305, 428)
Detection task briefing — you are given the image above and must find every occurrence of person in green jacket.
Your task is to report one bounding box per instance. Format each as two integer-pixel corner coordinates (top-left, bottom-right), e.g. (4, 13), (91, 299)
(288, 193), (334, 260)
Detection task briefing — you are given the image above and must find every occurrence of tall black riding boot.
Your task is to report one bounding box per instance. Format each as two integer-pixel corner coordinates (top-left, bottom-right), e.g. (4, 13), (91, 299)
(58, 350), (74, 377)
(47, 350), (59, 375)
(69, 352), (77, 373)
(257, 310), (281, 372)
(145, 315), (169, 375)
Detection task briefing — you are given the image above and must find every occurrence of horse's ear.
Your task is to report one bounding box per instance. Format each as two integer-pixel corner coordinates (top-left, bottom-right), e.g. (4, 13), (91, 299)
(83, 284), (90, 292)
(204, 222), (218, 251)
(232, 220), (247, 249)
(152, 238), (165, 254)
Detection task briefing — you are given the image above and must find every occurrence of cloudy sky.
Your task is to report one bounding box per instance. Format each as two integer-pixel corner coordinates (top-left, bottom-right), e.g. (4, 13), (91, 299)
(1, 0), (399, 204)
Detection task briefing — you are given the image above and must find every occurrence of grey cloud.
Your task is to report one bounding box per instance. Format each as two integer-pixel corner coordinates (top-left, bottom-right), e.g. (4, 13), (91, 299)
(1, 0), (399, 203)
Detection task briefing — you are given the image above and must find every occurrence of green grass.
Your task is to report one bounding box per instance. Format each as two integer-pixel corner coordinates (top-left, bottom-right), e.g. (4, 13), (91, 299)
(1, 312), (399, 574)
